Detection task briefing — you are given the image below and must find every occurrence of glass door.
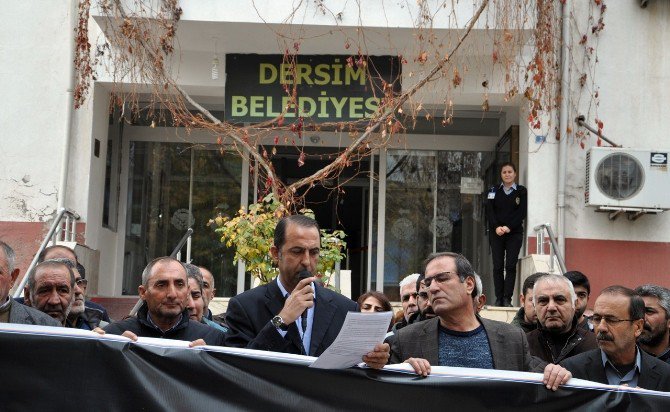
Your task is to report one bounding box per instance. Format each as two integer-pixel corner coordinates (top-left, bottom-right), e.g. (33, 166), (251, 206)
(122, 142), (242, 296)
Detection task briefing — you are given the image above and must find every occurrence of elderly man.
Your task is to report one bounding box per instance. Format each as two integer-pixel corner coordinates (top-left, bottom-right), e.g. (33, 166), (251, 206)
(511, 273), (544, 333)
(225, 215), (389, 368)
(0, 241), (59, 326)
(561, 286), (670, 391)
(33, 244), (110, 322)
(24, 259), (75, 326)
(526, 274), (597, 364)
(389, 252), (571, 391)
(103, 257), (225, 345)
(564, 271), (593, 332)
(635, 284), (670, 364)
(393, 273), (420, 331)
(198, 265), (228, 327)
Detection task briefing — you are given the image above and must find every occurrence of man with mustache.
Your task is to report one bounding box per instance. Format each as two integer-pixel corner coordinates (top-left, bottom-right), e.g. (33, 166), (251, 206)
(103, 257), (226, 345)
(561, 286), (670, 390)
(25, 259), (75, 325)
(388, 252), (571, 391)
(225, 215), (389, 368)
(393, 273), (420, 331)
(635, 284), (670, 364)
(526, 274), (597, 364)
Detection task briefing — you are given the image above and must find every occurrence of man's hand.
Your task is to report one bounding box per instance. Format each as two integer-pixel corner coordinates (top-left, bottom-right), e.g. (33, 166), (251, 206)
(543, 363), (571, 391)
(404, 357), (431, 377)
(189, 339), (206, 348)
(92, 327), (105, 335)
(278, 276), (317, 324)
(502, 226), (511, 234)
(362, 343), (390, 369)
(121, 330), (139, 341)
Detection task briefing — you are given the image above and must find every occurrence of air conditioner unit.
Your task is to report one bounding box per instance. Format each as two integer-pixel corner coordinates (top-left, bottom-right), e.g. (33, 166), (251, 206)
(585, 147), (670, 210)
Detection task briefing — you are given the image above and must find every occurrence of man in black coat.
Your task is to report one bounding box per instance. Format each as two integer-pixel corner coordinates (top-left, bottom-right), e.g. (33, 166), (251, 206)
(225, 215), (389, 368)
(561, 286), (670, 391)
(526, 274), (597, 364)
(103, 257), (225, 346)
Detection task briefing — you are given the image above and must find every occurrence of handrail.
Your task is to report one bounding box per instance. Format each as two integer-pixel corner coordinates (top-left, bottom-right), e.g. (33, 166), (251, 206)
(532, 223), (567, 274)
(128, 228), (194, 317)
(12, 208), (80, 298)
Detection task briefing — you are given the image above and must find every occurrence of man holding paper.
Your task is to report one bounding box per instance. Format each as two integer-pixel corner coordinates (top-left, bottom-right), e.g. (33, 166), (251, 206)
(389, 252), (572, 391)
(225, 215), (389, 368)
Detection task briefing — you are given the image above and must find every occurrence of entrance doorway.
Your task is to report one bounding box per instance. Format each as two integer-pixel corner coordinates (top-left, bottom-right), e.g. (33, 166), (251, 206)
(267, 146), (371, 299)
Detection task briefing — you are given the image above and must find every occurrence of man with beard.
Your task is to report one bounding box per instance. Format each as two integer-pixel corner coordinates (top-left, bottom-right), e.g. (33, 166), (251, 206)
(25, 259), (75, 326)
(64, 261), (107, 330)
(561, 286), (670, 390)
(564, 271), (593, 332)
(103, 257), (225, 345)
(526, 274), (597, 364)
(389, 252), (571, 392)
(635, 284), (670, 364)
(511, 273), (544, 333)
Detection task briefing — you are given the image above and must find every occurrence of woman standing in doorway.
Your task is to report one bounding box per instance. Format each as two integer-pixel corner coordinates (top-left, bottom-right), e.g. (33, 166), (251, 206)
(486, 162), (527, 307)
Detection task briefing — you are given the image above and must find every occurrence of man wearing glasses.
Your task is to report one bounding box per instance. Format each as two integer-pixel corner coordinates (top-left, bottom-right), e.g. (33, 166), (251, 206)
(388, 252), (571, 391)
(560, 286), (670, 391)
(65, 262), (108, 330)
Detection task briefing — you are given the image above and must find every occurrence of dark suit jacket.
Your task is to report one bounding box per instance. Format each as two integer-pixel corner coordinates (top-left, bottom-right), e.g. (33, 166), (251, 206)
(7, 300), (61, 327)
(389, 316), (546, 372)
(560, 348), (670, 391)
(224, 279), (358, 356)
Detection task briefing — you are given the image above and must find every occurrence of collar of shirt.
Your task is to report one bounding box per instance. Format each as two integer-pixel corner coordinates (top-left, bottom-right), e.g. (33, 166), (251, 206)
(277, 276), (315, 354)
(500, 182), (517, 195)
(601, 347), (642, 386)
(146, 312), (183, 334)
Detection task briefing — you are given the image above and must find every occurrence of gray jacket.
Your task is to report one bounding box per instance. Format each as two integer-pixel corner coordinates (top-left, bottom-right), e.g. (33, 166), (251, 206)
(7, 300), (61, 327)
(389, 316), (546, 372)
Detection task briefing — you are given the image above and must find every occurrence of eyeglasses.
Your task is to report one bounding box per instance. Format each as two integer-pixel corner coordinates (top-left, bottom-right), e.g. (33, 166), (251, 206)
(75, 278), (88, 286)
(423, 272), (457, 288)
(591, 315), (636, 325)
(417, 291), (429, 300)
(401, 292), (418, 302)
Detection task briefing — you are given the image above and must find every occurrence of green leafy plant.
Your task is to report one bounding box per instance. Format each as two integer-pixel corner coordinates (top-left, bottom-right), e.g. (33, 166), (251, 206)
(212, 194), (346, 287)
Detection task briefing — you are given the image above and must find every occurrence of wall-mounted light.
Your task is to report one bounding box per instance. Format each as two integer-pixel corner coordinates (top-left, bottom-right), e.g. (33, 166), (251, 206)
(211, 37), (220, 80)
(309, 135), (320, 144)
(211, 55), (220, 80)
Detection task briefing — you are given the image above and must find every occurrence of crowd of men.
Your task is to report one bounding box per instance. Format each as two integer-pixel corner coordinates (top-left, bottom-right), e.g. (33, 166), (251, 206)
(2, 214), (670, 392)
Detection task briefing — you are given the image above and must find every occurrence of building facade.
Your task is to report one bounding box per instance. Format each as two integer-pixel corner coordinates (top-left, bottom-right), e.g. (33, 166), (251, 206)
(2, 1), (669, 307)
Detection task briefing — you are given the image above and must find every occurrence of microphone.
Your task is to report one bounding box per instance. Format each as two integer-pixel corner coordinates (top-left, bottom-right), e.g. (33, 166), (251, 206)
(298, 270), (312, 335)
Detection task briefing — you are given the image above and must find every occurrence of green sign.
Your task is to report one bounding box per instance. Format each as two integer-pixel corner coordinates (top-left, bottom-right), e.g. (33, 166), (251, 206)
(225, 54), (401, 124)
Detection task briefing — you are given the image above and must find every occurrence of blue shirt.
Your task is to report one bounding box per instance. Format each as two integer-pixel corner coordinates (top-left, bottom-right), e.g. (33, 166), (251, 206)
(438, 323), (494, 369)
(601, 348), (642, 387)
(276, 277), (315, 355)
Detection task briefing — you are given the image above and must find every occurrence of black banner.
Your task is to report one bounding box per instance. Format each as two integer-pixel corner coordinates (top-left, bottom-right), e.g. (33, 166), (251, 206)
(224, 54), (401, 123)
(1, 328), (669, 411)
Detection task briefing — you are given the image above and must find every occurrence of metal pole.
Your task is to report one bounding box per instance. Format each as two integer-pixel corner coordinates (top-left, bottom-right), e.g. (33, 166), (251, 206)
(12, 208), (68, 297)
(556, 0), (571, 260)
(543, 224), (567, 274)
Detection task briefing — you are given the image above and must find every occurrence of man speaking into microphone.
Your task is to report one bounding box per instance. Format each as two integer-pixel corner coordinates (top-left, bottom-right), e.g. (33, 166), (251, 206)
(225, 215), (389, 368)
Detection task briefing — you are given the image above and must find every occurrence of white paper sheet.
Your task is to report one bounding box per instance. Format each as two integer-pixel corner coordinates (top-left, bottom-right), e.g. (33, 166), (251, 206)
(310, 311), (392, 369)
